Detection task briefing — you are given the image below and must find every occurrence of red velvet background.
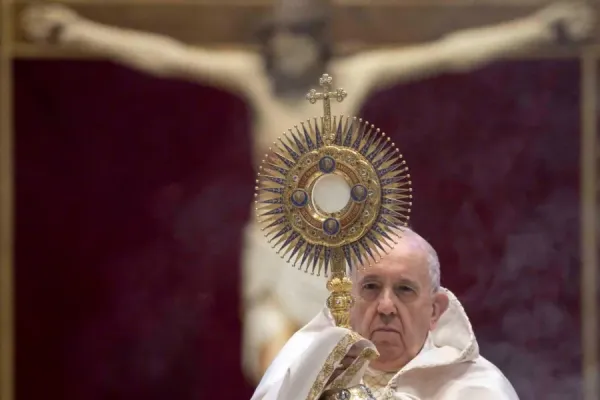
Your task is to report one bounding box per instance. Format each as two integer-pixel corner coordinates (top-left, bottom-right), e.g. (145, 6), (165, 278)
(15, 59), (581, 400)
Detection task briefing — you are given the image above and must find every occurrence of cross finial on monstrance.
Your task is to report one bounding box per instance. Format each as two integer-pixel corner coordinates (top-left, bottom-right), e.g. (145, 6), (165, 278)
(306, 74), (347, 142)
(256, 73), (413, 330)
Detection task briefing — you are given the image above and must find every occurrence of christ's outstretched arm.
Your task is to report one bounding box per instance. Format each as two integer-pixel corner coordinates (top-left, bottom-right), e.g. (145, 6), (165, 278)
(21, 4), (264, 97)
(338, 2), (594, 100)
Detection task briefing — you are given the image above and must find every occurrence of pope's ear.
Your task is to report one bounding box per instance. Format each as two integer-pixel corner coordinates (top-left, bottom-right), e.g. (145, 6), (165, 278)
(430, 291), (449, 330)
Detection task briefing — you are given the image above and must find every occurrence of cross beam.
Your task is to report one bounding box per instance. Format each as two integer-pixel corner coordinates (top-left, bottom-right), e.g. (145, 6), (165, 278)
(9, 0), (600, 59)
(0, 1), (14, 400)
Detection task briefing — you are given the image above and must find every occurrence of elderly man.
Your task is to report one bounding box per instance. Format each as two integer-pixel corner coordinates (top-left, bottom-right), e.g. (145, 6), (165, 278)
(251, 229), (518, 400)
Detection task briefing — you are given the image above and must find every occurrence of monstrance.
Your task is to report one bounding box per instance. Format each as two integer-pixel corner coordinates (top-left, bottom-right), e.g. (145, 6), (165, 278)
(255, 73), (412, 329)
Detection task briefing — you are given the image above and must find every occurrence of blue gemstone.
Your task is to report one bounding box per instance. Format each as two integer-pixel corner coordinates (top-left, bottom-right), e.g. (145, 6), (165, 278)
(318, 156), (336, 173)
(322, 218), (340, 236)
(350, 184), (368, 202)
(290, 189), (309, 207)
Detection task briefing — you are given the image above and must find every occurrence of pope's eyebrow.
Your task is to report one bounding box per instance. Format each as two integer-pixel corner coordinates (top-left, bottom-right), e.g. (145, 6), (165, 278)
(358, 273), (382, 284)
(395, 278), (419, 288)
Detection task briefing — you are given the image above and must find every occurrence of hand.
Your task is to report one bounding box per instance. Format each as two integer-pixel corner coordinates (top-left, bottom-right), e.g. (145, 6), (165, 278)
(21, 4), (81, 44)
(327, 343), (362, 384)
(533, 1), (596, 43)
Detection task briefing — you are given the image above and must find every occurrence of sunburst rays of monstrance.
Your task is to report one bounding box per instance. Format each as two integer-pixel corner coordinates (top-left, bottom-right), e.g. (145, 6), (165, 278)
(255, 74), (412, 328)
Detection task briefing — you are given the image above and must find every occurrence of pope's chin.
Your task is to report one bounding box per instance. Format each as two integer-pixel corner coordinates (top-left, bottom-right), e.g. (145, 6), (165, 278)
(369, 330), (406, 371)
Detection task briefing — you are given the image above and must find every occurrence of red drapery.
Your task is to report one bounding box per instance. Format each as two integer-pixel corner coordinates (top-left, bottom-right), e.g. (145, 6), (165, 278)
(15, 59), (581, 399)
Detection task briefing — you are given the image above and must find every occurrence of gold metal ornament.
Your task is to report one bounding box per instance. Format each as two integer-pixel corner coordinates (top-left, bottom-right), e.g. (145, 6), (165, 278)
(322, 384), (377, 400)
(254, 74), (412, 329)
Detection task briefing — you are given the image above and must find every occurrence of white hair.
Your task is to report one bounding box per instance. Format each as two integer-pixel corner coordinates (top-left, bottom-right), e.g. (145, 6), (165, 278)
(396, 227), (441, 293)
(351, 228), (441, 292)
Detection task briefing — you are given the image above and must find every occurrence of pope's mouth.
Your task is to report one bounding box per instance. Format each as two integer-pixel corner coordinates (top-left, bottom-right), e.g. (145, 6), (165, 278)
(372, 327), (400, 334)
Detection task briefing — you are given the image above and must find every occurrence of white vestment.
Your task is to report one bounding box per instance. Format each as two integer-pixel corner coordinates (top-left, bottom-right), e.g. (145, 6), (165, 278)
(251, 289), (519, 400)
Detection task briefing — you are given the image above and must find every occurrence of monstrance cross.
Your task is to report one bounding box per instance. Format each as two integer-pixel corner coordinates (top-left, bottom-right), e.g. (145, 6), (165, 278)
(306, 74), (347, 141)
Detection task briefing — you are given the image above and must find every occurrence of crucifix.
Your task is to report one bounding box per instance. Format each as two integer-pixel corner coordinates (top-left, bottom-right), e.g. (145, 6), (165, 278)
(15, 0), (598, 385)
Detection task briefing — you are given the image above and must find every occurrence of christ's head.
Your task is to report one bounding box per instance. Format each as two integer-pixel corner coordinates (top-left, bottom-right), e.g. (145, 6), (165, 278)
(350, 229), (449, 372)
(256, 1), (332, 98)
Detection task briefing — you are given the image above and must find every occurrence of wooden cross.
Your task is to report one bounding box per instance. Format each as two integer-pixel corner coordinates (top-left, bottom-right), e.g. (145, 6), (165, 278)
(305, 74), (347, 142)
(0, 0), (15, 399)
(9, 2), (600, 58)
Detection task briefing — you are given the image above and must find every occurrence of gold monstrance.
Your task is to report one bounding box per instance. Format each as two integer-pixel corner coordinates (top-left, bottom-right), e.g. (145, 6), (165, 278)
(255, 74), (412, 329)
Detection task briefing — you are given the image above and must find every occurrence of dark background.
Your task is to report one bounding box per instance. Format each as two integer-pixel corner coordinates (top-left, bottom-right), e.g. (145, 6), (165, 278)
(15, 59), (582, 399)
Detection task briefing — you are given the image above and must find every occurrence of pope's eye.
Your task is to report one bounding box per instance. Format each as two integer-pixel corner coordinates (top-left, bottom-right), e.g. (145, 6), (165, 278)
(362, 283), (379, 291)
(395, 285), (416, 296)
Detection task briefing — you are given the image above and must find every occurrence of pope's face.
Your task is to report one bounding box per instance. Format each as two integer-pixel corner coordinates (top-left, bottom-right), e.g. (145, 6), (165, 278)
(350, 239), (448, 372)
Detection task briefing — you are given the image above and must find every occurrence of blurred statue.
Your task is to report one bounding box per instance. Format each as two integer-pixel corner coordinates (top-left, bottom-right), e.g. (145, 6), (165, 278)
(22, 0), (594, 384)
